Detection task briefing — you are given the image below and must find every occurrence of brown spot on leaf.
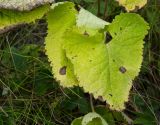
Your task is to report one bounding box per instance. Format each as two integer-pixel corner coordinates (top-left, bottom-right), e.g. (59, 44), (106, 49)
(105, 32), (112, 44)
(59, 66), (67, 75)
(71, 55), (78, 59)
(119, 66), (127, 73)
(83, 31), (89, 36)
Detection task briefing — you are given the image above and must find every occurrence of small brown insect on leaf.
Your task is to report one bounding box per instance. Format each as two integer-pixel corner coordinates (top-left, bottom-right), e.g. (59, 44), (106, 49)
(59, 66), (67, 75)
(119, 66), (127, 73)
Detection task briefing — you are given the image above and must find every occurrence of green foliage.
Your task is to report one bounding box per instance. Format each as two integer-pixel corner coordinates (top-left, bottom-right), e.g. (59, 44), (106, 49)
(1, 0), (160, 125)
(0, 4), (50, 31)
(68, 0), (119, 18)
(0, 35), (57, 124)
(77, 8), (109, 30)
(61, 87), (91, 114)
(71, 112), (108, 125)
(95, 106), (115, 125)
(133, 112), (156, 125)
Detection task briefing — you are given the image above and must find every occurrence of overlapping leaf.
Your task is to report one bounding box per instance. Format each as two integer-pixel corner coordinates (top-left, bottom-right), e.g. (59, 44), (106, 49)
(116, 0), (147, 11)
(45, 2), (78, 87)
(45, 2), (149, 110)
(63, 13), (149, 110)
(77, 8), (109, 30)
(0, 4), (50, 33)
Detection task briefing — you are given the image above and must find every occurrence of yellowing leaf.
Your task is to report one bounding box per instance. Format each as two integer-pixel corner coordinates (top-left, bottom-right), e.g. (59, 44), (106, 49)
(116, 0), (147, 11)
(77, 8), (109, 30)
(45, 2), (78, 87)
(0, 4), (50, 33)
(44, 2), (149, 110)
(76, 8), (109, 36)
(62, 13), (149, 110)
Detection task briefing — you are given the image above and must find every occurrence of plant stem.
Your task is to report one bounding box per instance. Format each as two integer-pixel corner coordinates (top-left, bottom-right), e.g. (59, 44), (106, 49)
(90, 94), (95, 112)
(0, 106), (8, 117)
(97, 0), (101, 17)
(104, 0), (108, 19)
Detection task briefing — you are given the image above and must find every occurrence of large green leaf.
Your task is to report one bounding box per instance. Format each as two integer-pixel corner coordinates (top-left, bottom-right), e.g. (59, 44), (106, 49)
(62, 13), (149, 110)
(76, 8), (109, 36)
(45, 2), (78, 87)
(45, 2), (149, 110)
